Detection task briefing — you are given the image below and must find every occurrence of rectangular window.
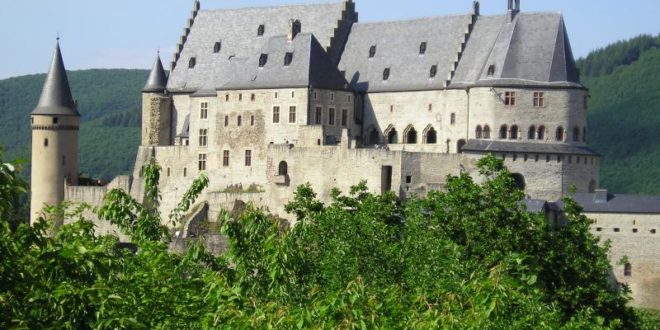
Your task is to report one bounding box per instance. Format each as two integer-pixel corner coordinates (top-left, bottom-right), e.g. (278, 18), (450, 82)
(223, 150), (229, 167)
(199, 129), (208, 146)
(53, 117), (59, 124)
(251, 93), (255, 101)
(315, 107), (322, 125)
(225, 94), (229, 101)
(183, 168), (187, 177)
(504, 91), (516, 106)
(450, 113), (456, 125)
(224, 115), (229, 127)
(533, 92), (545, 107)
(238, 93), (243, 101)
(341, 109), (348, 127)
(328, 108), (336, 125)
(250, 115), (255, 126)
(273, 106), (280, 123)
(198, 153), (207, 171)
(330, 93), (335, 101)
(200, 102), (208, 119)
(245, 150), (252, 166)
(167, 168), (170, 177)
(289, 106), (296, 123)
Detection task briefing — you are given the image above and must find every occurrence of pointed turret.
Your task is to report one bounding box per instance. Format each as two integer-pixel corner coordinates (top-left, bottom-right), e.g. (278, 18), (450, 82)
(143, 55), (168, 93)
(32, 41), (79, 116)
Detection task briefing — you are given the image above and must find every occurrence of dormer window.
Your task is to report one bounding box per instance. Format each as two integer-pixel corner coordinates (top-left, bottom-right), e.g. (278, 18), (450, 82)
(369, 45), (376, 58)
(487, 65), (496, 76)
(188, 57), (196, 69)
(213, 41), (222, 53)
(257, 24), (265, 36)
(383, 68), (390, 81)
(429, 65), (437, 78)
(284, 52), (293, 66)
(259, 54), (268, 67)
(419, 42), (427, 55)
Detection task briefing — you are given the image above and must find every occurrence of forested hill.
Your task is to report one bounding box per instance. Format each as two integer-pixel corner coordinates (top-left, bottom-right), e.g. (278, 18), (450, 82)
(0, 69), (147, 179)
(577, 34), (660, 194)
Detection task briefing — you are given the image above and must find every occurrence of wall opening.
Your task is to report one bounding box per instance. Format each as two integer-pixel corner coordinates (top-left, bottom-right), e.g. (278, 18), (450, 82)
(457, 139), (466, 153)
(381, 166), (392, 193)
(512, 173), (526, 192)
(278, 161), (288, 176)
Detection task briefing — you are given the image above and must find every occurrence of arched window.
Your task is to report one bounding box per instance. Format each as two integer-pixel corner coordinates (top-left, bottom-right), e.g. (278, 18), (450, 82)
(499, 125), (508, 139)
(404, 126), (417, 144)
(278, 161), (288, 176)
(424, 125), (437, 144)
(476, 125), (483, 139)
(457, 139), (466, 154)
(573, 126), (580, 142)
(528, 126), (536, 140)
(483, 125), (491, 139)
(385, 126), (398, 144)
(510, 125), (519, 140)
(512, 173), (526, 191)
(537, 126), (545, 140)
(556, 127), (564, 141)
(624, 263), (632, 277)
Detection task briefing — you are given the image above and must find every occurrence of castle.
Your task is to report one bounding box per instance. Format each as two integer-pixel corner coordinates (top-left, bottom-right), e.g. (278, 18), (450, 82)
(28, 0), (659, 309)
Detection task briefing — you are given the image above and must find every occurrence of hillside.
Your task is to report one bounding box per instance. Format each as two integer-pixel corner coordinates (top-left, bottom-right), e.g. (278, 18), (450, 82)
(577, 34), (660, 194)
(0, 69), (147, 179)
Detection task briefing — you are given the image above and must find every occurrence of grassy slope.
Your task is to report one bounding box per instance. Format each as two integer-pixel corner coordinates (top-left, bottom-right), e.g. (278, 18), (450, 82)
(0, 69), (146, 179)
(584, 49), (660, 194)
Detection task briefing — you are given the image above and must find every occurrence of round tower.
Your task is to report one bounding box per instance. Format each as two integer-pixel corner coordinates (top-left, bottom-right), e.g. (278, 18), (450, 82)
(30, 40), (80, 224)
(141, 54), (172, 146)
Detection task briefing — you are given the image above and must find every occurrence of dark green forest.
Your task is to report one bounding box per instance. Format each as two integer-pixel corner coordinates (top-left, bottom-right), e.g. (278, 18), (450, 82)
(0, 34), (659, 193)
(0, 69), (146, 180)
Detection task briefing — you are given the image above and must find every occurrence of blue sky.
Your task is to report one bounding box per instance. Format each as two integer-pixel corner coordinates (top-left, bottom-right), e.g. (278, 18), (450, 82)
(1, 0), (658, 79)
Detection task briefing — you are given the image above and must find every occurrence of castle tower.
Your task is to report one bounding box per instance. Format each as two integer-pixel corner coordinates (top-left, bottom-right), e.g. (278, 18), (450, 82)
(141, 54), (172, 146)
(30, 40), (80, 223)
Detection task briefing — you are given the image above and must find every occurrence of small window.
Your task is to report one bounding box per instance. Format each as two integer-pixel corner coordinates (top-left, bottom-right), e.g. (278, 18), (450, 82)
(537, 126), (546, 140)
(504, 91), (516, 106)
(198, 154), (207, 171)
(613, 228), (620, 232)
(487, 65), (496, 76)
(238, 94), (243, 101)
(284, 52), (293, 66)
(183, 168), (187, 177)
(225, 94), (229, 101)
(624, 263), (632, 277)
(369, 45), (376, 58)
(328, 108), (336, 126)
(476, 125), (483, 139)
(419, 42), (427, 55)
(167, 168), (170, 177)
(429, 65), (437, 78)
(257, 24), (265, 36)
(651, 229), (657, 234)
(528, 126), (536, 140)
(341, 109), (348, 127)
(330, 93), (334, 101)
(44, 138), (49, 147)
(273, 106), (280, 123)
(224, 115), (229, 127)
(245, 150), (252, 166)
(289, 106), (296, 123)
(348, 95), (352, 102)
(237, 115), (242, 127)
(596, 227), (602, 232)
(499, 125), (508, 139)
(406, 175), (412, 184)
(251, 93), (255, 101)
(213, 41), (222, 53)
(533, 92), (545, 107)
(188, 57), (196, 69)
(556, 127), (564, 142)
(291, 91), (295, 98)
(450, 113), (456, 125)
(259, 54), (268, 67)
(315, 107), (322, 125)
(250, 115), (255, 126)
(200, 102), (208, 119)
(223, 150), (230, 167)
(510, 125), (519, 140)
(483, 125), (491, 139)
(383, 68), (390, 81)
(278, 161), (288, 176)
(199, 129), (208, 146)
(633, 228), (638, 233)
(274, 92), (278, 99)
(428, 104), (433, 111)
(53, 117), (59, 124)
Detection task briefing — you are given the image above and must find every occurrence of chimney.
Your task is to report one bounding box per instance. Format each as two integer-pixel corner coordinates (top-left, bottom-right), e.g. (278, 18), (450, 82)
(594, 189), (609, 204)
(507, 0), (520, 22)
(288, 19), (301, 41)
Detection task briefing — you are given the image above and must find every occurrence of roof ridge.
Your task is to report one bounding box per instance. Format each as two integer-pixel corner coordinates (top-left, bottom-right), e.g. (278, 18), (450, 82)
(201, 1), (345, 13)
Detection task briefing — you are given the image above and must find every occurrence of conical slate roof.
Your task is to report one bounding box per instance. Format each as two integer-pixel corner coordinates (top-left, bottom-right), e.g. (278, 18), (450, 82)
(32, 41), (79, 116)
(143, 55), (168, 93)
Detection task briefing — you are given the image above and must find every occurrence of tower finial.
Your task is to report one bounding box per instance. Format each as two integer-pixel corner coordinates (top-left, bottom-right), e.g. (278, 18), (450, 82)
(56, 31), (60, 42)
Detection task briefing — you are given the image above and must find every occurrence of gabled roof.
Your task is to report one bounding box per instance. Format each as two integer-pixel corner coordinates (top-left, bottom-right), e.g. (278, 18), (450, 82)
(143, 55), (168, 93)
(462, 139), (599, 156)
(452, 12), (581, 88)
(223, 33), (349, 90)
(167, 1), (354, 92)
(32, 41), (80, 116)
(338, 15), (471, 92)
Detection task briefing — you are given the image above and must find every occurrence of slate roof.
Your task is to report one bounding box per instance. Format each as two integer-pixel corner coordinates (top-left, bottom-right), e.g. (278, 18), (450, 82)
(32, 41), (80, 116)
(338, 15), (471, 92)
(561, 193), (660, 214)
(167, 1), (351, 92)
(143, 55), (168, 93)
(452, 12), (581, 89)
(462, 139), (599, 156)
(223, 33), (349, 90)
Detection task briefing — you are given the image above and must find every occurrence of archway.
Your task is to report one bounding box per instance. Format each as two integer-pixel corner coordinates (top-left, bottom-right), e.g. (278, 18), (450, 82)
(424, 125), (437, 144)
(385, 126), (398, 144)
(511, 173), (526, 191)
(403, 125), (417, 144)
